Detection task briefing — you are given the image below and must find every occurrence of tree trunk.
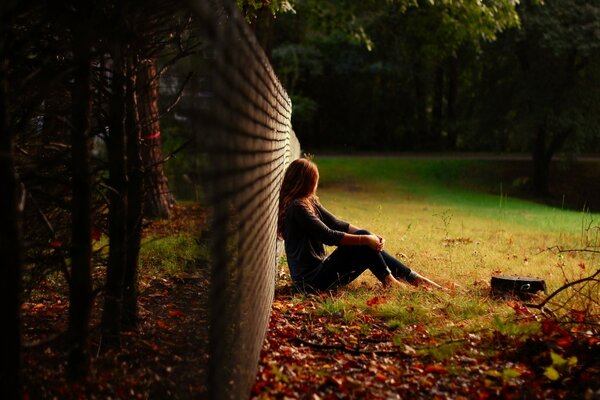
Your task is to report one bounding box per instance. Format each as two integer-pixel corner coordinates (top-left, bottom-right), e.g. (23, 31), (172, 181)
(122, 58), (143, 331)
(532, 122), (551, 196)
(67, 30), (93, 381)
(0, 49), (23, 400)
(252, 7), (275, 57)
(412, 58), (429, 149)
(445, 57), (458, 150)
(137, 59), (173, 220)
(431, 62), (444, 144)
(101, 45), (128, 346)
(41, 87), (69, 141)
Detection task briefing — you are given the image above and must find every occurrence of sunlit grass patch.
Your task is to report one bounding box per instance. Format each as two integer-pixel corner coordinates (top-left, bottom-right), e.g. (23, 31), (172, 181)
(140, 234), (208, 276)
(282, 156), (600, 348)
(317, 295), (359, 323)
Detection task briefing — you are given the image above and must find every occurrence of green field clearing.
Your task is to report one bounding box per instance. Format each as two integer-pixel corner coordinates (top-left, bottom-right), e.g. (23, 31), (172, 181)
(302, 156), (599, 330)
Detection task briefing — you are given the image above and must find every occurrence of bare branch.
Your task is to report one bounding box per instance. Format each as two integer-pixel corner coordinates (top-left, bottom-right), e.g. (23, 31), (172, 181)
(524, 269), (600, 309)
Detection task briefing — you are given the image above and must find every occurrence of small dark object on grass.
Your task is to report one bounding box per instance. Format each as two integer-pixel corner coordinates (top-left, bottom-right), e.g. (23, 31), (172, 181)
(491, 275), (547, 299)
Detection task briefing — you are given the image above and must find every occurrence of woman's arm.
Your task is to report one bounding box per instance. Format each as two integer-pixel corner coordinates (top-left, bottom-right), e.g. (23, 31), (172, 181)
(339, 233), (384, 251)
(348, 224), (385, 248)
(316, 203), (350, 232)
(347, 224), (361, 234)
(302, 202), (384, 250)
(291, 202), (346, 246)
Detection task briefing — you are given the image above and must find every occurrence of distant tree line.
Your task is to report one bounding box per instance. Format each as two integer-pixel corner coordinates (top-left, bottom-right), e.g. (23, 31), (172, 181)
(0, 1), (200, 396)
(257, 0), (600, 195)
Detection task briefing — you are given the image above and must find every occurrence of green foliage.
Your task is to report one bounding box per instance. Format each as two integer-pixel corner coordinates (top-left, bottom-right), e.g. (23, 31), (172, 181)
(317, 296), (359, 323)
(544, 351), (578, 381)
(272, 44), (323, 92)
(267, 0), (600, 162)
(492, 316), (541, 338)
(236, 0), (296, 21)
(425, 341), (463, 361)
(378, 299), (435, 328)
(140, 235), (208, 276)
(471, 0), (600, 157)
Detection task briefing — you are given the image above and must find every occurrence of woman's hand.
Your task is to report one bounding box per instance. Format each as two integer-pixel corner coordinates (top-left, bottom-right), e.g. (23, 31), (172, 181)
(364, 234), (385, 252)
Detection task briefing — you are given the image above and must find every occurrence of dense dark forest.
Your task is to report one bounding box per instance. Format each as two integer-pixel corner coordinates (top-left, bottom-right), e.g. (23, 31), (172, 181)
(252, 0), (600, 195)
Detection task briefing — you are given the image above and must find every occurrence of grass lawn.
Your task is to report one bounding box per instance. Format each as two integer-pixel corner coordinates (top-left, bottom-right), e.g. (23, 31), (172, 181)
(315, 156), (598, 294)
(253, 156), (600, 399)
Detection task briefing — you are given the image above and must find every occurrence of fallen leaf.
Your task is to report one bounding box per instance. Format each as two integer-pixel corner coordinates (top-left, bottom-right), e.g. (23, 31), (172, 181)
(367, 296), (385, 307)
(424, 364), (448, 374)
(544, 366), (559, 381)
(91, 228), (102, 241)
(168, 309), (185, 317)
(156, 320), (170, 329)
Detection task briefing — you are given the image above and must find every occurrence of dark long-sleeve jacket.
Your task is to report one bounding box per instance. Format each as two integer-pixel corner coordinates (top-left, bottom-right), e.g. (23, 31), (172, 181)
(283, 199), (350, 281)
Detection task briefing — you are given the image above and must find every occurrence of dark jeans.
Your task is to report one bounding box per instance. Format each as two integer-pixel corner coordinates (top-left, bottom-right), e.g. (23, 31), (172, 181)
(297, 230), (417, 292)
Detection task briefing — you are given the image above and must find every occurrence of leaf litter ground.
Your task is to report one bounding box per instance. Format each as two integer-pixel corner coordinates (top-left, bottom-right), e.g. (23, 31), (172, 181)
(22, 205), (209, 399)
(252, 284), (600, 399)
(20, 204), (600, 399)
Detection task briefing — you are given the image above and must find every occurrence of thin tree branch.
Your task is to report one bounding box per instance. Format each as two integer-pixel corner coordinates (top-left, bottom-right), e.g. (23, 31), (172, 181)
(524, 270), (600, 309)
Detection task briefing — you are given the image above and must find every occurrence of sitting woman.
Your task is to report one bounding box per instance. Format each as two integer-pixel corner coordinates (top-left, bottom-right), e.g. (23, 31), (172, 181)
(278, 157), (442, 293)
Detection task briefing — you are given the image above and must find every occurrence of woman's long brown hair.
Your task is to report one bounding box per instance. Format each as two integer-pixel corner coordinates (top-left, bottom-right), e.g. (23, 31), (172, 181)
(277, 158), (319, 239)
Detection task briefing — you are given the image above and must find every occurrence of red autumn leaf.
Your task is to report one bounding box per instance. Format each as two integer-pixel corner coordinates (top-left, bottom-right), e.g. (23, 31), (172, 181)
(156, 320), (170, 329)
(145, 341), (160, 352)
(541, 319), (568, 336)
(50, 240), (62, 249)
(555, 335), (573, 348)
(366, 296), (385, 306)
(292, 303), (305, 312)
(327, 376), (344, 388)
(570, 309), (586, 323)
(374, 372), (388, 383)
(478, 390), (491, 400)
(251, 381), (268, 395)
(508, 301), (531, 316)
(414, 324), (429, 336)
(587, 337), (600, 346)
(168, 309), (185, 317)
(424, 364), (448, 374)
(91, 228), (102, 241)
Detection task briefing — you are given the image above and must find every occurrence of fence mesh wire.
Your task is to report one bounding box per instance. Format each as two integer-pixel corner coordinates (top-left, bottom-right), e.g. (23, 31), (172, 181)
(174, 1), (300, 398)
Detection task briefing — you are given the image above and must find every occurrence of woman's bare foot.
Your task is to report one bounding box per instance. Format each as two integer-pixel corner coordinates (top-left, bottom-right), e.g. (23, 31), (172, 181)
(383, 274), (404, 289)
(413, 273), (444, 290)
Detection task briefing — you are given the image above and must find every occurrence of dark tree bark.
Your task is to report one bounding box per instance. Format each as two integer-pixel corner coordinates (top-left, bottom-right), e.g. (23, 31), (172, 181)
(412, 59), (429, 149)
(41, 86), (69, 142)
(138, 59), (173, 220)
(122, 58), (143, 331)
(531, 52), (577, 197)
(532, 122), (551, 196)
(251, 7), (275, 57)
(101, 45), (128, 346)
(66, 24), (93, 381)
(431, 63), (444, 143)
(445, 57), (458, 150)
(0, 44), (23, 400)
(532, 121), (572, 196)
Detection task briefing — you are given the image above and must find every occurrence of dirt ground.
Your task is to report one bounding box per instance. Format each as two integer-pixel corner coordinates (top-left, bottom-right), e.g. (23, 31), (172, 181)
(22, 206), (209, 399)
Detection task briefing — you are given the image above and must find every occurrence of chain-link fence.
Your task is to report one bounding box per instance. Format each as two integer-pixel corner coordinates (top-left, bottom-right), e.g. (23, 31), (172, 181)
(172, 1), (300, 398)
